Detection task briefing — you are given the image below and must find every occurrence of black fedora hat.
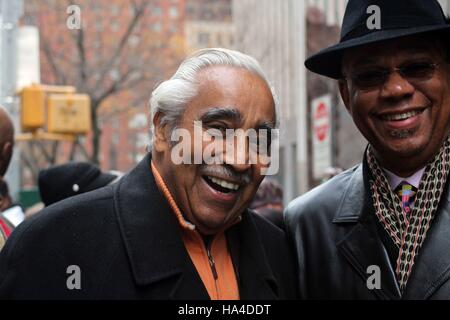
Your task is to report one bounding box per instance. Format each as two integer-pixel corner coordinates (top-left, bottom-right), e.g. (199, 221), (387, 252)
(305, 0), (450, 79)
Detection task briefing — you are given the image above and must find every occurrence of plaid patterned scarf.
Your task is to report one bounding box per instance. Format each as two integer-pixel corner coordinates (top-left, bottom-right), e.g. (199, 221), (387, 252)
(367, 135), (450, 292)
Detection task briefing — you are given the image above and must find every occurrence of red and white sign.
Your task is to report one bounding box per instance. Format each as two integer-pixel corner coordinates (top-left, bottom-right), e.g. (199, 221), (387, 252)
(311, 94), (332, 180)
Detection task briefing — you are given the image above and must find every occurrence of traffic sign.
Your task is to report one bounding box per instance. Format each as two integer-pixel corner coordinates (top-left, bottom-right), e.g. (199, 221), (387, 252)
(311, 94), (332, 180)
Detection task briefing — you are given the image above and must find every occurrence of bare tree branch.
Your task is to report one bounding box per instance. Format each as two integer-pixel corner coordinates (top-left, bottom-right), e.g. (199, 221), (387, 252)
(93, 2), (148, 93)
(75, 27), (88, 92)
(41, 36), (68, 84)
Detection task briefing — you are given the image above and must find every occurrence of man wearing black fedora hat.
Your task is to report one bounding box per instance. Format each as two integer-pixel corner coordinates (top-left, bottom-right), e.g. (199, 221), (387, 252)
(285, 0), (450, 299)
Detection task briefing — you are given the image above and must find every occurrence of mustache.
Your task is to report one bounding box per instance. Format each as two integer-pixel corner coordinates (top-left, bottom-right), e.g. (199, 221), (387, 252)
(201, 165), (251, 185)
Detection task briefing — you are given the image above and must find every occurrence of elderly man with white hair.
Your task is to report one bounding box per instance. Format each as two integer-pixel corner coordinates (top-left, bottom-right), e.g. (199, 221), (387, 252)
(0, 48), (297, 300)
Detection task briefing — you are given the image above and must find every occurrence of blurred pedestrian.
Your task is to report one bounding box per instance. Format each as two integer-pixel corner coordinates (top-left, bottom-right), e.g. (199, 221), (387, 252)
(0, 178), (16, 250)
(0, 177), (25, 227)
(0, 107), (14, 177)
(38, 162), (122, 207)
(250, 178), (284, 229)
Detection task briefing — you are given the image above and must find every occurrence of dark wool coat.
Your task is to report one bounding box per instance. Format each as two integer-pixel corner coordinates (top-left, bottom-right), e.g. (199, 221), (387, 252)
(0, 154), (297, 299)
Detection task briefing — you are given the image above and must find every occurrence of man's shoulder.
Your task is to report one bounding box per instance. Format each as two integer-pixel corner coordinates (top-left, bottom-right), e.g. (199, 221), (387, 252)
(247, 209), (284, 236)
(3, 185), (117, 257)
(29, 185), (114, 228)
(285, 164), (361, 225)
(0, 185), (127, 299)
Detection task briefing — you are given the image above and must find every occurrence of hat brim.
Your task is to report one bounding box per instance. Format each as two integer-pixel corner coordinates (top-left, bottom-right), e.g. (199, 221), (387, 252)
(305, 25), (450, 79)
(84, 172), (117, 192)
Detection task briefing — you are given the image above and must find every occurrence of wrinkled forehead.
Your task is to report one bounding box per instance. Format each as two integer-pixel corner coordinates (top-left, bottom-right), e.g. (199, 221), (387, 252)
(342, 35), (446, 70)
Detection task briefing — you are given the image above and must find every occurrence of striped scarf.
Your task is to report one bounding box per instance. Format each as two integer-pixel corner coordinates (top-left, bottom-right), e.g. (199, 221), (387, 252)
(367, 135), (450, 292)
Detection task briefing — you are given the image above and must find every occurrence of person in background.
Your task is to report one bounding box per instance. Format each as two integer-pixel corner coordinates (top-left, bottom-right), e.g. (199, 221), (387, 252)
(0, 107), (14, 179)
(37, 162), (122, 207)
(23, 162), (122, 219)
(0, 178), (25, 229)
(0, 178), (16, 249)
(250, 178), (284, 229)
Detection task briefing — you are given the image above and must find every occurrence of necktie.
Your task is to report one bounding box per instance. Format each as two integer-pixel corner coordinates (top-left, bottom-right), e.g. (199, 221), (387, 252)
(395, 181), (417, 214)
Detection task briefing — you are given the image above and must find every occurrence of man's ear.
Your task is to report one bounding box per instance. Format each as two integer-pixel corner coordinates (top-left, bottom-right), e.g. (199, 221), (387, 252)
(0, 142), (13, 176)
(338, 79), (352, 115)
(152, 112), (169, 153)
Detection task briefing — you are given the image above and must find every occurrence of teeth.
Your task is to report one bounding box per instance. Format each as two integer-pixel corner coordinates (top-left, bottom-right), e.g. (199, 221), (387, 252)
(208, 176), (239, 191)
(382, 110), (421, 121)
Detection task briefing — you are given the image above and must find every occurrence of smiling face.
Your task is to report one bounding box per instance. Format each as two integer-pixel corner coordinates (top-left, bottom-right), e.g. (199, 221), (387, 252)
(340, 35), (450, 176)
(152, 65), (276, 235)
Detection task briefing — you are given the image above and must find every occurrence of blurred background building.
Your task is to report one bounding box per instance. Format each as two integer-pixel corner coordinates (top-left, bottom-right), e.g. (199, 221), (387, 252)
(1, 0), (450, 207)
(184, 0), (234, 52)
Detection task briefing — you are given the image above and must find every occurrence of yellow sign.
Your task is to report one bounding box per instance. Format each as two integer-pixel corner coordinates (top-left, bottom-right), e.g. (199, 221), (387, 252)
(20, 85), (46, 131)
(47, 94), (91, 134)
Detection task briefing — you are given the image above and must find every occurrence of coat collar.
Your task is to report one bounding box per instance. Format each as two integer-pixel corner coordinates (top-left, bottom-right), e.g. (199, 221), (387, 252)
(402, 185), (450, 299)
(112, 153), (278, 299)
(226, 214), (279, 299)
(333, 154), (450, 299)
(113, 153), (207, 298)
(333, 159), (401, 299)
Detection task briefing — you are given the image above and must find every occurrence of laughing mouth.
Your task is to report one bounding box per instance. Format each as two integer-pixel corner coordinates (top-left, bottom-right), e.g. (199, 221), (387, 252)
(380, 109), (425, 121)
(203, 175), (240, 194)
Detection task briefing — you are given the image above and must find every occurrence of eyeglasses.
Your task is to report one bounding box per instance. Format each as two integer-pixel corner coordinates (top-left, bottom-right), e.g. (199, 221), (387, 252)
(344, 62), (440, 90)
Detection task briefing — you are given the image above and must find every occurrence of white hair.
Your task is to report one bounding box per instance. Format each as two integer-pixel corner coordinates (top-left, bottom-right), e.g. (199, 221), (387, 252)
(148, 48), (280, 145)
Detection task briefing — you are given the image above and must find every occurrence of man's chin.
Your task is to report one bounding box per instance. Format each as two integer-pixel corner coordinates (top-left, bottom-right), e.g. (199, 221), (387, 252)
(195, 222), (225, 236)
(193, 211), (238, 235)
(376, 133), (426, 156)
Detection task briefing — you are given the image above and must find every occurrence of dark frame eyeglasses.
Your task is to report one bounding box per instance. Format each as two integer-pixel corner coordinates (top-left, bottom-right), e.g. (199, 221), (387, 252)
(343, 62), (440, 89)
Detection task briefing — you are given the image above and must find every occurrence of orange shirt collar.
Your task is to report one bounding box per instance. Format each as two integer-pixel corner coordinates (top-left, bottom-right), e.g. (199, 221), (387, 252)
(151, 161), (196, 231)
(150, 161), (242, 233)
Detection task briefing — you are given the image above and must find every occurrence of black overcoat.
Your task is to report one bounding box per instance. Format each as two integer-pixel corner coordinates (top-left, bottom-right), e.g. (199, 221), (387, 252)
(285, 158), (450, 299)
(0, 154), (297, 299)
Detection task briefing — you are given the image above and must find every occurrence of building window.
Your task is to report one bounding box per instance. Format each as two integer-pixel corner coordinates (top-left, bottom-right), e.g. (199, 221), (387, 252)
(151, 22), (162, 32)
(169, 6), (178, 18)
(217, 34), (222, 46)
(95, 20), (103, 32)
(153, 7), (162, 16)
(198, 32), (210, 46)
(111, 20), (120, 32)
(128, 35), (140, 47)
(169, 23), (177, 33)
(111, 4), (120, 16)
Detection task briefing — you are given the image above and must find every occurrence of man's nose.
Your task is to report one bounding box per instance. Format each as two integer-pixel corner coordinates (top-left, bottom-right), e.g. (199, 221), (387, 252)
(380, 70), (415, 100)
(224, 138), (252, 172)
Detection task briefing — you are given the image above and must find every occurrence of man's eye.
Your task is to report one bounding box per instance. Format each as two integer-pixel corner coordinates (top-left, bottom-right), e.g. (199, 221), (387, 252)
(355, 70), (385, 82)
(210, 124), (227, 132)
(401, 62), (436, 78)
(206, 125), (227, 138)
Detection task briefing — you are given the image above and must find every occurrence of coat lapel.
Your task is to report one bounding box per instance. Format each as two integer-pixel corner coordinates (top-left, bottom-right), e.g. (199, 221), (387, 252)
(113, 153), (281, 299)
(112, 153), (209, 299)
(402, 183), (450, 299)
(227, 212), (279, 300)
(334, 163), (402, 299)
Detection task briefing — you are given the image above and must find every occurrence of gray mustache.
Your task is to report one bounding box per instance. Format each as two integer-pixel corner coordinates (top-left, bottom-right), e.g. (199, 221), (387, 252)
(201, 165), (251, 185)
